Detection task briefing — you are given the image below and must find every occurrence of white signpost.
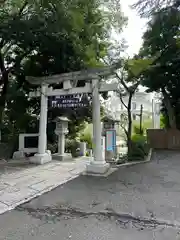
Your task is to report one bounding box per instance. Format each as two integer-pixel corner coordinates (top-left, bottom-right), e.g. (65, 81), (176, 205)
(152, 100), (161, 129)
(26, 67), (117, 175)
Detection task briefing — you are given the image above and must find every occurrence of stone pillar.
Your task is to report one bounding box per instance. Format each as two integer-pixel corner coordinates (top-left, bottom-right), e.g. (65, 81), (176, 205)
(152, 99), (155, 128)
(38, 84), (48, 154)
(79, 142), (86, 156)
(92, 79), (102, 161)
(155, 102), (160, 129)
(58, 133), (65, 156)
(29, 84), (52, 164)
(154, 113), (160, 129)
(53, 130), (71, 161)
(86, 79), (110, 174)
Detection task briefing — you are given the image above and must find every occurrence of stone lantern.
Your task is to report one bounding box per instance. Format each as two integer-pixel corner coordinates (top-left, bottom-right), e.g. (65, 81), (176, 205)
(102, 116), (116, 136)
(53, 116), (71, 161)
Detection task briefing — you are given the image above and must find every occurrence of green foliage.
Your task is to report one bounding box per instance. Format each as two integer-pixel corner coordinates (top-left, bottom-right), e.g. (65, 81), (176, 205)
(133, 0), (177, 17)
(102, 0), (128, 34)
(47, 142), (57, 154)
(128, 134), (149, 161)
(79, 132), (93, 149)
(133, 119), (152, 133)
(131, 134), (146, 143)
(140, 6), (180, 129)
(0, 0), (128, 158)
(127, 58), (154, 77)
(65, 139), (79, 158)
(133, 125), (144, 135)
(160, 113), (169, 129)
(0, 0), (112, 149)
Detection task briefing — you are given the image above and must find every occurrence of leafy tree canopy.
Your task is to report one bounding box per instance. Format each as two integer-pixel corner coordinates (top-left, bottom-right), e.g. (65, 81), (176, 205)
(139, 5), (180, 128)
(0, 0), (127, 143)
(133, 0), (179, 17)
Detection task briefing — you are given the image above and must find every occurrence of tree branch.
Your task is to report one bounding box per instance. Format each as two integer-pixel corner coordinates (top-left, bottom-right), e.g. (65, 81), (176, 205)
(116, 90), (128, 109)
(0, 50), (30, 84)
(18, 0), (28, 16)
(0, 39), (4, 49)
(0, 50), (6, 76)
(115, 70), (129, 92)
(2, 41), (13, 57)
(121, 124), (128, 137)
(119, 113), (128, 137)
(7, 51), (29, 74)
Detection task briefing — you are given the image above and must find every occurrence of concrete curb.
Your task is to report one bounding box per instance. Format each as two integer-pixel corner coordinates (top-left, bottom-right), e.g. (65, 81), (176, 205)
(115, 148), (153, 168)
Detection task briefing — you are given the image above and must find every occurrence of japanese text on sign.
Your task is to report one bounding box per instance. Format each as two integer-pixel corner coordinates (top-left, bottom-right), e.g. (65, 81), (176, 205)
(49, 94), (90, 108)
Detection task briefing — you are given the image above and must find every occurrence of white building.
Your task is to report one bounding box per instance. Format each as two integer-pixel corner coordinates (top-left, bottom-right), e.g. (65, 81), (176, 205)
(105, 91), (160, 128)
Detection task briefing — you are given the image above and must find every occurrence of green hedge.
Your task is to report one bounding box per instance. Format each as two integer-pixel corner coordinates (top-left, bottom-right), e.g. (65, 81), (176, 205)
(128, 134), (149, 161)
(79, 132), (93, 149)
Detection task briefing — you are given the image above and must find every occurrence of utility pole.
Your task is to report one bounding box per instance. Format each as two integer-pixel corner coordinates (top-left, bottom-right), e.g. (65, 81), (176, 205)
(152, 99), (155, 128)
(139, 104), (143, 135)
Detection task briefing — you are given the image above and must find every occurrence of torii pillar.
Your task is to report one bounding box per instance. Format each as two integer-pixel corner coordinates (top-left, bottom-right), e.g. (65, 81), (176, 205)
(30, 83), (52, 164)
(86, 79), (110, 174)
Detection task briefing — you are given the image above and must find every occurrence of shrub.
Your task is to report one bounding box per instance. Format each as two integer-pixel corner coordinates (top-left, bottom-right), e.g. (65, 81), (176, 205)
(47, 142), (57, 154)
(65, 139), (79, 157)
(128, 134), (149, 161)
(65, 139), (73, 153)
(131, 134), (146, 144)
(133, 125), (144, 135)
(79, 132), (93, 149)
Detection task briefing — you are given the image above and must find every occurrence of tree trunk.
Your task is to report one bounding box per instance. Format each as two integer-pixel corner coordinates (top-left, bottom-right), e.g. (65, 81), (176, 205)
(0, 51), (9, 130)
(162, 88), (176, 129)
(127, 92), (133, 155)
(0, 51), (9, 129)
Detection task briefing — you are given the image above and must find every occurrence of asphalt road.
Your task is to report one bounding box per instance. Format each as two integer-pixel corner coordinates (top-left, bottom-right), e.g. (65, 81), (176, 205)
(0, 150), (180, 240)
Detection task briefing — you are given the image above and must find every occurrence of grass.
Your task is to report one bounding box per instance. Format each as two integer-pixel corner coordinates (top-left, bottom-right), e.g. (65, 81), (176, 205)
(81, 118), (153, 138)
(83, 123), (93, 136)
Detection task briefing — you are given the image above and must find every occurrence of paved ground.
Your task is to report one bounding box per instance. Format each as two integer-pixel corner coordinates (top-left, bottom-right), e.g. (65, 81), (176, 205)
(0, 157), (89, 214)
(0, 150), (180, 239)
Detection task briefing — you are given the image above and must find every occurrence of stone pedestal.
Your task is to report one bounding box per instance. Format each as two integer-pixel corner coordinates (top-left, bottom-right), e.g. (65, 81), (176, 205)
(29, 150), (52, 165)
(86, 161), (110, 174)
(13, 150), (25, 160)
(52, 153), (72, 161)
(105, 150), (116, 163)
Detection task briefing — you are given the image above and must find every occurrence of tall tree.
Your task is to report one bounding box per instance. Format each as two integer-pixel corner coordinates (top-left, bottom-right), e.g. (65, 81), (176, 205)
(139, 5), (180, 128)
(115, 58), (152, 154)
(133, 0), (179, 17)
(0, 0), (108, 142)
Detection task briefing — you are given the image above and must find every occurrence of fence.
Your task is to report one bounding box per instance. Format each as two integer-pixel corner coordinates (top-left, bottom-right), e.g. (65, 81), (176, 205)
(147, 129), (180, 150)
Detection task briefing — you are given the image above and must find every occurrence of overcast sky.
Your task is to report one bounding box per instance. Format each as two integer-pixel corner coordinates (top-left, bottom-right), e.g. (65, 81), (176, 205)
(121, 0), (147, 57)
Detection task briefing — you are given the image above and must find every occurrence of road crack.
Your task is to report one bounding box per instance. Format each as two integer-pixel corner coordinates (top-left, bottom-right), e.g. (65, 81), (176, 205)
(17, 205), (180, 230)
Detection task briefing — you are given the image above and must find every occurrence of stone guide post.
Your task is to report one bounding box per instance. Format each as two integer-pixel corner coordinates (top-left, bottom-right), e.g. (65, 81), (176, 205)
(79, 142), (86, 156)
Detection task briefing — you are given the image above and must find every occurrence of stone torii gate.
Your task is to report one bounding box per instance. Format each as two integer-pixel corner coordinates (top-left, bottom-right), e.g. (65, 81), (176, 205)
(26, 67), (117, 174)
